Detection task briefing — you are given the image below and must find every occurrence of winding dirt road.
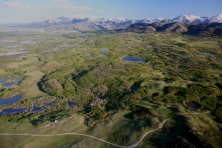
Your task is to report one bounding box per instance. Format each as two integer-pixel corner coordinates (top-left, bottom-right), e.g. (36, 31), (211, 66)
(0, 111), (211, 148)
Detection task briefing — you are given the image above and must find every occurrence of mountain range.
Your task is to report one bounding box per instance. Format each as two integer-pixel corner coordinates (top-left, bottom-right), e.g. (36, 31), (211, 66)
(43, 14), (222, 25)
(18, 14), (222, 36)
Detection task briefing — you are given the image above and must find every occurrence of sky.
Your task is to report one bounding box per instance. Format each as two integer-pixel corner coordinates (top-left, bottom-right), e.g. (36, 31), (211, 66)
(0, 0), (222, 23)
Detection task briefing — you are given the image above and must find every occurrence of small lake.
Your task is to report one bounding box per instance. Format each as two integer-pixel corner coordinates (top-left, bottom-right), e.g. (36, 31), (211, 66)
(0, 108), (28, 115)
(31, 102), (44, 112)
(44, 101), (55, 106)
(0, 94), (22, 105)
(2, 82), (14, 87)
(197, 51), (214, 57)
(130, 83), (138, 91)
(0, 51), (26, 56)
(15, 78), (22, 83)
(122, 55), (145, 62)
(4, 45), (21, 49)
(101, 48), (108, 52)
(1, 40), (16, 43)
(31, 106), (44, 112)
(185, 101), (200, 109)
(219, 62), (222, 65)
(0, 76), (7, 83)
(21, 39), (37, 44)
(68, 100), (76, 107)
(88, 53), (92, 56)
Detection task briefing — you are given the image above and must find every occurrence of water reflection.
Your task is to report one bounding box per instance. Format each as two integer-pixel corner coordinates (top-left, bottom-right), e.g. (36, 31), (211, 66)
(0, 94), (22, 105)
(122, 55), (145, 62)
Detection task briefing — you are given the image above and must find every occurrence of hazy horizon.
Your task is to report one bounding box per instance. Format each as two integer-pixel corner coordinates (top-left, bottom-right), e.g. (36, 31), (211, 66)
(0, 0), (222, 24)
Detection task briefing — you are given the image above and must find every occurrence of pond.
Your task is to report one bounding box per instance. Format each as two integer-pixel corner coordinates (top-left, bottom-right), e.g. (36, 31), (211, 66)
(185, 101), (200, 109)
(130, 83), (138, 91)
(0, 51), (26, 56)
(0, 94), (22, 105)
(197, 51), (204, 55)
(197, 51), (214, 56)
(2, 82), (14, 87)
(219, 62), (222, 65)
(0, 76), (7, 83)
(101, 48), (108, 52)
(1, 40), (16, 43)
(122, 55), (145, 62)
(4, 45), (21, 49)
(206, 53), (214, 56)
(88, 53), (92, 56)
(15, 78), (22, 83)
(68, 100), (76, 107)
(0, 108), (29, 115)
(21, 39), (37, 44)
(31, 103), (44, 112)
(44, 101), (55, 106)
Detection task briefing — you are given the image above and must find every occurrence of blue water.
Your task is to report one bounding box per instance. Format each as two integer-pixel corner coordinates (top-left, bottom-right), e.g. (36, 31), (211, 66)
(68, 100), (76, 107)
(206, 53), (214, 56)
(21, 40), (36, 44)
(0, 94), (22, 105)
(122, 55), (145, 62)
(130, 83), (138, 91)
(197, 51), (204, 55)
(197, 51), (214, 56)
(4, 46), (18, 49)
(0, 51), (26, 56)
(15, 78), (22, 83)
(44, 101), (55, 106)
(31, 106), (44, 112)
(101, 48), (108, 52)
(0, 76), (7, 83)
(0, 108), (28, 115)
(2, 82), (14, 87)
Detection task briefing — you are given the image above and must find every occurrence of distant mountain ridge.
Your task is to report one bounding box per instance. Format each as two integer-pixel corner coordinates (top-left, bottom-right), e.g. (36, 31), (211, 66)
(43, 14), (222, 25)
(18, 14), (222, 33)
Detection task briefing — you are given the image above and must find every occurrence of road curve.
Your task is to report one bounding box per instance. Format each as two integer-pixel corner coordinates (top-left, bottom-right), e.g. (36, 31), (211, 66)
(0, 111), (211, 148)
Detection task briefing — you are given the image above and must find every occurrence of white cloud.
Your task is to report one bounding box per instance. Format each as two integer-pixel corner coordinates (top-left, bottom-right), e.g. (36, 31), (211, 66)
(59, 4), (92, 11)
(3, 2), (24, 9)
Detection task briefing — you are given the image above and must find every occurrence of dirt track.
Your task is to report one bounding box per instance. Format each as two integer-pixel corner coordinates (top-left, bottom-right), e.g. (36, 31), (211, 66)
(0, 111), (211, 148)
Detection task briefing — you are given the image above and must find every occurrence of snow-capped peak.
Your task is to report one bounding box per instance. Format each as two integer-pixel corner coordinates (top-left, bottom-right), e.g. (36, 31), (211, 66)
(212, 14), (222, 22)
(43, 14), (222, 25)
(45, 16), (70, 23)
(172, 14), (201, 23)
